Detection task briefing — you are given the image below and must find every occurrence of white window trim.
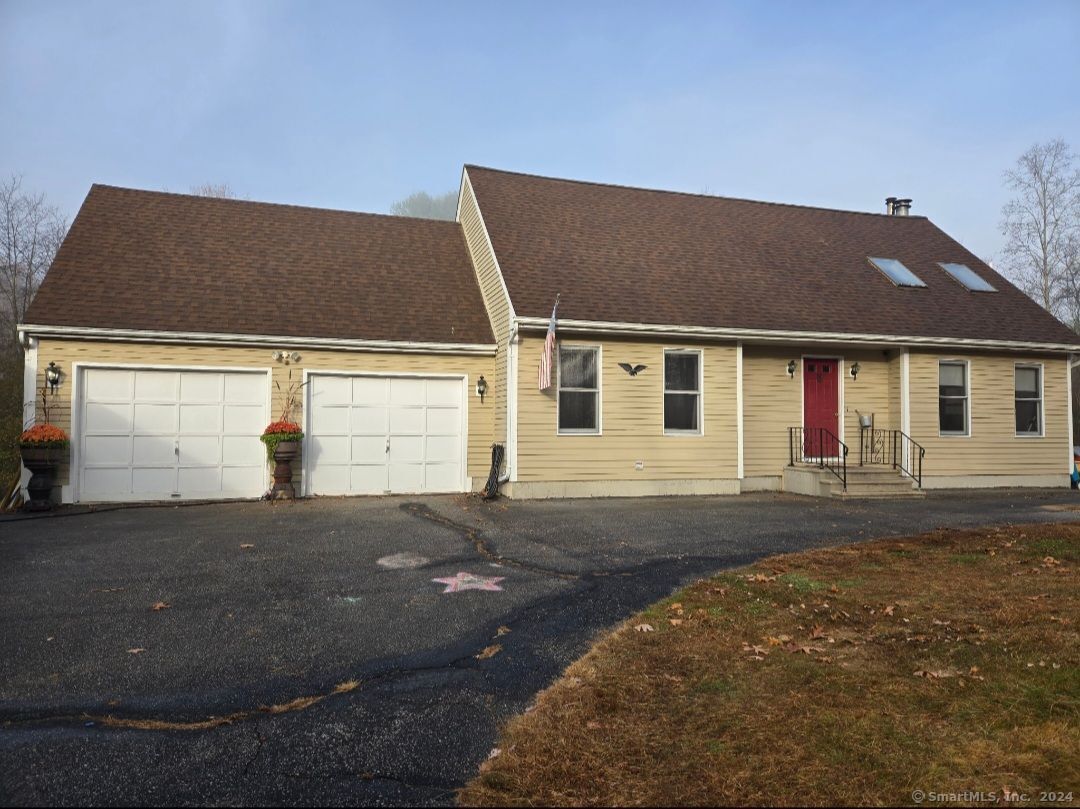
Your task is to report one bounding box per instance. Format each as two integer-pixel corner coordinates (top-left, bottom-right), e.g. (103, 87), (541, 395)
(1014, 362), (1045, 438)
(662, 348), (704, 436)
(938, 359), (971, 438)
(556, 343), (602, 435)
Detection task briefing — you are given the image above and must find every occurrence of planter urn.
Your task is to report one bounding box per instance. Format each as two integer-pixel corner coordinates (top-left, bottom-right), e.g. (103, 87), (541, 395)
(20, 446), (65, 512)
(271, 440), (300, 500)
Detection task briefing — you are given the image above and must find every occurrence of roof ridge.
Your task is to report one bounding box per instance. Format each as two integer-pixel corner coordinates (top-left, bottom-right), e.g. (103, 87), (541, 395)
(87, 183), (462, 226)
(463, 164), (929, 220)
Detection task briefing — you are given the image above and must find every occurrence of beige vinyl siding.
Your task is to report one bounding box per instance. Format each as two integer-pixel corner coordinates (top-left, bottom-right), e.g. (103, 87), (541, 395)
(514, 335), (738, 481)
(742, 347), (894, 477)
(31, 339), (496, 489)
(908, 351), (1068, 477)
(458, 170), (512, 447)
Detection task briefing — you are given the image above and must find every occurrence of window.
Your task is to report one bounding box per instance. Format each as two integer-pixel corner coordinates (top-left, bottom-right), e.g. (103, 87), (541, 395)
(938, 262), (997, 292)
(558, 346), (599, 433)
(1015, 365), (1042, 436)
(938, 361), (969, 436)
(868, 256), (926, 288)
(664, 350), (702, 433)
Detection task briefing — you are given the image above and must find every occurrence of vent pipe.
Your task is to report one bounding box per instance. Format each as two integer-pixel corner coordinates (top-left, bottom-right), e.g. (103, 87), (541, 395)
(887, 197), (912, 216)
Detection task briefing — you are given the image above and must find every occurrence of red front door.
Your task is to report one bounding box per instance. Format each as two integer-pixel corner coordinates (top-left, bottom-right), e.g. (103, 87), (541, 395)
(804, 358), (839, 458)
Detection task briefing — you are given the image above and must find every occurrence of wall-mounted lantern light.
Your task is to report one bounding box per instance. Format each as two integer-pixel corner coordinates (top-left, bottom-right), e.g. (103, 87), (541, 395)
(45, 361), (61, 393)
(787, 360), (798, 378)
(850, 362), (860, 381)
(476, 375), (488, 403)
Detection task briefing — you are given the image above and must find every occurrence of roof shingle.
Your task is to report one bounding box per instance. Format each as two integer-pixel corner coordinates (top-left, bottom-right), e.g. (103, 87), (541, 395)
(466, 165), (1080, 347)
(25, 185), (494, 346)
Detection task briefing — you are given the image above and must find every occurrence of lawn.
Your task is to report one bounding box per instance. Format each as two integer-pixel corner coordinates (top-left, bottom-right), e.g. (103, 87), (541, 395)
(460, 523), (1079, 807)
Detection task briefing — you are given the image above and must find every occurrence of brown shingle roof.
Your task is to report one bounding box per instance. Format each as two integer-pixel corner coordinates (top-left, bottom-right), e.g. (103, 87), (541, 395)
(25, 185), (494, 346)
(466, 165), (1080, 347)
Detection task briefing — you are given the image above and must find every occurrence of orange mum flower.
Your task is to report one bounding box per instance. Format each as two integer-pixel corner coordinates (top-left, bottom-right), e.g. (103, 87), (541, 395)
(262, 420), (303, 437)
(19, 423), (70, 447)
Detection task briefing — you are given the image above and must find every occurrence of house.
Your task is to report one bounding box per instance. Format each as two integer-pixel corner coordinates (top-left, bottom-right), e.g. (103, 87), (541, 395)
(19, 166), (1080, 503)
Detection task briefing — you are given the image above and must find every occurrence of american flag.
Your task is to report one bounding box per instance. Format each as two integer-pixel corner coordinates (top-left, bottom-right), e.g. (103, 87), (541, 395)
(538, 297), (559, 390)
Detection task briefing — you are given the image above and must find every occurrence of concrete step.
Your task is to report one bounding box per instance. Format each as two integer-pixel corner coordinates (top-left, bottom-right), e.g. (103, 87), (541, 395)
(828, 479), (924, 498)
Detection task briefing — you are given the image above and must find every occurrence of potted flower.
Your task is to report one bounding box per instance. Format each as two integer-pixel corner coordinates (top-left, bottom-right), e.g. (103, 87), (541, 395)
(19, 422), (69, 511)
(261, 420), (303, 499)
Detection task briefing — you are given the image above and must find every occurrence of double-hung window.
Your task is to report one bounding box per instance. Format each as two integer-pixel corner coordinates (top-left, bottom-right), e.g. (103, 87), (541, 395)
(1015, 365), (1043, 436)
(938, 360), (969, 436)
(664, 350), (702, 434)
(558, 346), (600, 433)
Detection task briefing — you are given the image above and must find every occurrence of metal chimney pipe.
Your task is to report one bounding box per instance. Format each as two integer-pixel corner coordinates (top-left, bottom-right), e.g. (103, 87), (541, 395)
(894, 198), (912, 216)
(885, 196), (897, 215)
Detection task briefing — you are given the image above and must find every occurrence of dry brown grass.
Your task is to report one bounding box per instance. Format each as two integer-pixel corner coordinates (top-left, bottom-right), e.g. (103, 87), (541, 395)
(460, 524), (1080, 807)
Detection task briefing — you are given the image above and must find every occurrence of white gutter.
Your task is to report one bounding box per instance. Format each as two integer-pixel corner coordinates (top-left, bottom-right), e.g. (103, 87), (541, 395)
(17, 324), (497, 356)
(515, 316), (1080, 353)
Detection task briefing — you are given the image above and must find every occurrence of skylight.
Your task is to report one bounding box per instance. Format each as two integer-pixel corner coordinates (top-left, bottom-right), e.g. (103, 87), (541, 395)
(868, 257), (926, 288)
(939, 262), (997, 292)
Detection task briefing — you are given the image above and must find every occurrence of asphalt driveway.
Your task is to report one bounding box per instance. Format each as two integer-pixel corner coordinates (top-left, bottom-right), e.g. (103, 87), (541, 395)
(1, 488), (1078, 806)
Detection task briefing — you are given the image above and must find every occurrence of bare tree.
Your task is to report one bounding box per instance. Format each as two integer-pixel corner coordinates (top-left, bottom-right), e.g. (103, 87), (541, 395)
(190, 182), (239, 199)
(999, 139), (1080, 317)
(390, 190), (458, 221)
(0, 175), (67, 347)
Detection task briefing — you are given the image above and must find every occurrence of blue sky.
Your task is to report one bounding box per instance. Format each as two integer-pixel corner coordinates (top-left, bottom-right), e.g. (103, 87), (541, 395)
(2, 0), (1078, 261)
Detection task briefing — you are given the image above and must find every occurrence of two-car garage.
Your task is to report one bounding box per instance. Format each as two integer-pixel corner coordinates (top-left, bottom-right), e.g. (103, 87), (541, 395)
(74, 366), (469, 502)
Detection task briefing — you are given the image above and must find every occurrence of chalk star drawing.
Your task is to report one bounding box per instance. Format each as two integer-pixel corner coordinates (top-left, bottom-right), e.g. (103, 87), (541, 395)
(431, 572), (505, 593)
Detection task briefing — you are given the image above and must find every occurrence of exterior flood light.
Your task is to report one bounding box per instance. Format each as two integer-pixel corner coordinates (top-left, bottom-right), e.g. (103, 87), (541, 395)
(787, 360), (797, 378)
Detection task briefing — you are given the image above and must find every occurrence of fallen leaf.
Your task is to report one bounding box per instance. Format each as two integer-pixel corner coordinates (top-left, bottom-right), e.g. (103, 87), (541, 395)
(1042, 556), (1060, 567)
(150, 601), (170, 612)
(746, 573), (777, 583)
(487, 748), (501, 760)
(669, 603), (683, 610)
(495, 625), (512, 636)
(668, 618), (683, 627)
(742, 643), (770, 656)
(586, 721), (602, 730)
(240, 544), (255, 550)
(634, 623), (655, 633)
(127, 648), (146, 655)
(475, 644), (502, 660)
(810, 625), (827, 640)
(883, 605), (895, 616)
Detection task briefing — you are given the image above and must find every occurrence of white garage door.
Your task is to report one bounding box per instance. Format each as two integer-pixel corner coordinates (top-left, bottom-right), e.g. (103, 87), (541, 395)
(78, 368), (268, 502)
(307, 375), (466, 495)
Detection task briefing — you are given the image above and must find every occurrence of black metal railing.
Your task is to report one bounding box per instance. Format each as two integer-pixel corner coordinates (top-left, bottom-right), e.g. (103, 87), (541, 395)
(859, 427), (925, 488)
(789, 426), (848, 490)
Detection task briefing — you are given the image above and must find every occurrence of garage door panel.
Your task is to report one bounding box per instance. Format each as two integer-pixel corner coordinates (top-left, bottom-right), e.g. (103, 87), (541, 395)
(84, 401), (132, 433)
(179, 435), (220, 465)
(389, 407), (424, 434)
(312, 376), (351, 406)
(389, 435), (423, 463)
(223, 435), (264, 466)
(133, 435), (178, 465)
(309, 435), (348, 465)
(224, 373), (265, 404)
(223, 404), (262, 433)
(83, 467), (132, 496)
(352, 377), (388, 405)
(308, 464), (350, 494)
(85, 369), (133, 401)
(131, 467), (177, 494)
(134, 371), (178, 401)
(426, 435), (460, 462)
(178, 466), (223, 492)
(180, 372), (222, 402)
(425, 463), (461, 492)
(349, 406), (388, 434)
(133, 403), (176, 433)
(427, 408), (460, 435)
(351, 435), (386, 462)
(388, 463), (423, 492)
(349, 464), (387, 494)
(179, 404), (221, 433)
(426, 381), (460, 407)
(311, 405), (348, 434)
(83, 435), (131, 465)
(389, 378), (426, 405)
(222, 465), (264, 493)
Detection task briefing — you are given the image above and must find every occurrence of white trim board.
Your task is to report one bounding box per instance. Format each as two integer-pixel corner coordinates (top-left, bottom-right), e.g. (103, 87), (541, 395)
(19, 324), (497, 356)
(513, 316), (1080, 353)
